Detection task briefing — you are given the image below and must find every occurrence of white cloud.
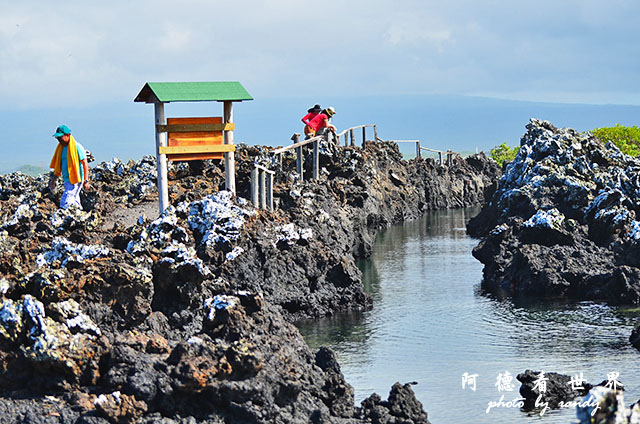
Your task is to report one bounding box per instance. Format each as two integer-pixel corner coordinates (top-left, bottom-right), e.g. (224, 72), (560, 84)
(0, 0), (639, 109)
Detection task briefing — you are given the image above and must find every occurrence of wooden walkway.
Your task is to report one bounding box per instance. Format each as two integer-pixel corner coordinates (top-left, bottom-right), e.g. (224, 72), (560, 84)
(250, 125), (458, 211)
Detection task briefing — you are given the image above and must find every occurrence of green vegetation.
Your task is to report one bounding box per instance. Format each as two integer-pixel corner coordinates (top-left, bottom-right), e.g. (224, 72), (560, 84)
(591, 124), (640, 157)
(489, 143), (519, 166)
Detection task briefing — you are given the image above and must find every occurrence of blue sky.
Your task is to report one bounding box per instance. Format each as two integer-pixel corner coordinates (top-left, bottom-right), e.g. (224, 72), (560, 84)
(1, 1), (639, 170)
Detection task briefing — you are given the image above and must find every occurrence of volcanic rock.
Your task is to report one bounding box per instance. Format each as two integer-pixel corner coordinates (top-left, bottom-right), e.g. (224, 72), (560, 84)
(469, 118), (640, 305)
(0, 138), (497, 422)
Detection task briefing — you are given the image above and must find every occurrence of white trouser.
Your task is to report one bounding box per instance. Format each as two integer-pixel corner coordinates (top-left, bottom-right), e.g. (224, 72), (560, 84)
(60, 181), (83, 210)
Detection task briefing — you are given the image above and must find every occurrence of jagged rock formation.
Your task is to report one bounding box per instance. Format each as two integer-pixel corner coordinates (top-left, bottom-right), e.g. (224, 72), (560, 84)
(0, 140), (497, 422)
(469, 118), (640, 305)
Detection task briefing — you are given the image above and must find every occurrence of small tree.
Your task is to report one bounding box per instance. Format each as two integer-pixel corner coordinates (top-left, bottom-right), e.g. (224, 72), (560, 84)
(490, 143), (519, 166)
(592, 124), (640, 157)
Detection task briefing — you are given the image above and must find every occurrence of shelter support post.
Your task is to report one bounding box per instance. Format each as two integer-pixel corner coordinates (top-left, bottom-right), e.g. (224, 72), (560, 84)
(154, 102), (169, 213)
(223, 101), (236, 194)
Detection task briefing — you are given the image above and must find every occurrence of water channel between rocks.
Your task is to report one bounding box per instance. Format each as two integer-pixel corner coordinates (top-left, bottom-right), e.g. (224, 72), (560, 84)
(296, 207), (640, 423)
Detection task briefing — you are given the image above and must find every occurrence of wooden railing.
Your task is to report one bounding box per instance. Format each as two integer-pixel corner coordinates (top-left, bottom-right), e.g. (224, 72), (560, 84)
(251, 164), (275, 211)
(380, 137), (457, 166)
(249, 125), (459, 210)
(336, 125), (377, 147)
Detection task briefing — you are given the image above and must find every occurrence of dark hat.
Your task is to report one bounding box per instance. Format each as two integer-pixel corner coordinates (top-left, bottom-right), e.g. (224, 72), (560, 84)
(308, 104), (322, 113)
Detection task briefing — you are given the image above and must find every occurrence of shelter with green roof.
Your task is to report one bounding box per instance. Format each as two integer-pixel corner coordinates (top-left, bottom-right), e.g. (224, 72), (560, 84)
(134, 81), (253, 212)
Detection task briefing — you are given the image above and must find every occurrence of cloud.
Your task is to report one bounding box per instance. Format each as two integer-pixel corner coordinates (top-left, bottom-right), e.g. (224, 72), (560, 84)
(384, 12), (453, 52)
(0, 0), (639, 109)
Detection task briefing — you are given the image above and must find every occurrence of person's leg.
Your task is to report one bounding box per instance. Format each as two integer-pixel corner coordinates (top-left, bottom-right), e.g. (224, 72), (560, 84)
(60, 181), (83, 209)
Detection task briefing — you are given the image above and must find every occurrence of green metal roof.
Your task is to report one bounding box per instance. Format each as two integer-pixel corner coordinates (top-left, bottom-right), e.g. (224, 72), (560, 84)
(134, 81), (253, 103)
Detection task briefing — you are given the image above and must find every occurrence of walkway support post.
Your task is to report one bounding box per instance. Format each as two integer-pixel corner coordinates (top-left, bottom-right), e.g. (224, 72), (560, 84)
(266, 173), (273, 211)
(251, 167), (259, 206)
(259, 170), (266, 208)
(416, 141), (421, 159)
(154, 102), (169, 213)
(313, 139), (319, 179)
(296, 146), (303, 181)
(223, 101), (236, 194)
(362, 127), (366, 146)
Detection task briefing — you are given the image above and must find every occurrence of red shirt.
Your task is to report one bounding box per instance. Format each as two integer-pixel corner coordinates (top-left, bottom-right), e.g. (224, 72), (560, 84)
(308, 113), (330, 132)
(302, 112), (319, 125)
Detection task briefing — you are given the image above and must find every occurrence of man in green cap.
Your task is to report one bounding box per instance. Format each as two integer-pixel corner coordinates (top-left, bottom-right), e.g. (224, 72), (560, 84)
(49, 125), (91, 209)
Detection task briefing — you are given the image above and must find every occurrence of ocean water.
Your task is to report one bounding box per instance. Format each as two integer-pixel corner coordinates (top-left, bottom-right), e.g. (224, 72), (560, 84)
(297, 208), (640, 423)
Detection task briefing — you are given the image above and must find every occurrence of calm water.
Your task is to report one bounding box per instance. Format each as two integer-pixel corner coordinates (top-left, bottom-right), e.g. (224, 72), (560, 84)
(296, 208), (640, 423)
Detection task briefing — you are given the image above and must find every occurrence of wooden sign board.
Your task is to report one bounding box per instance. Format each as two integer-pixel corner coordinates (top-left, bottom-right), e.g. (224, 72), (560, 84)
(167, 117), (224, 161)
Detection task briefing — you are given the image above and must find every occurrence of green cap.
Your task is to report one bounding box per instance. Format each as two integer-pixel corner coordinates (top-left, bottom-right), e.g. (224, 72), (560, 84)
(53, 125), (71, 137)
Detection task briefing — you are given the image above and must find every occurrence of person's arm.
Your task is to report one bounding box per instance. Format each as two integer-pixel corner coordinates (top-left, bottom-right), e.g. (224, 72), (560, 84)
(302, 113), (312, 125)
(81, 159), (90, 190)
(324, 118), (337, 131)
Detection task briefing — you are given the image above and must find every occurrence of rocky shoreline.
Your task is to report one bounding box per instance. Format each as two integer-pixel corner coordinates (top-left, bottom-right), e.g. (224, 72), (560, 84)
(469, 119), (640, 306)
(0, 139), (498, 423)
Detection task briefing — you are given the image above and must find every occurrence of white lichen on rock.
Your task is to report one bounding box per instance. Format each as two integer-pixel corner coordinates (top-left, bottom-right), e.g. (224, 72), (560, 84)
(187, 190), (256, 250)
(523, 208), (565, 230)
(37, 237), (110, 268)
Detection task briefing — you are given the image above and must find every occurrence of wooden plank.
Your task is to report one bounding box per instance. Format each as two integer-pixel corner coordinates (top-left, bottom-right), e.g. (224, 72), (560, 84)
(167, 117), (224, 160)
(159, 144), (236, 154)
(157, 123), (235, 132)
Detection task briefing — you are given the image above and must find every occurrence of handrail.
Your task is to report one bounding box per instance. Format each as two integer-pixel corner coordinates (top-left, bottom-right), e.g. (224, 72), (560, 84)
(420, 146), (456, 154)
(336, 124), (375, 138)
(254, 164), (275, 175)
(273, 135), (322, 155)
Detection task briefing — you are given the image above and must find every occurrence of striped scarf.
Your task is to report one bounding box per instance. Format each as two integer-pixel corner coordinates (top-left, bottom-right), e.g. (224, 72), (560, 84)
(50, 135), (81, 184)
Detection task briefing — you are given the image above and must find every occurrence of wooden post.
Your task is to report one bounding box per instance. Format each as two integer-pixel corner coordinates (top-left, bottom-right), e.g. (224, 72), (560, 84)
(223, 101), (236, 195)
(374, 125), (378, 143)
(154, 102), (169, 213)
(296, 146), (304, 181)
(266, 172), (273, 211)
(438, 152), (443, 166)
(350, 129), (355, 146)
(259, 169), (266, 209)
(312, 139), (319, 179)
(251, 167), (259, 207)
(362, 126), (366, 145)
(416, 141), (421, 159)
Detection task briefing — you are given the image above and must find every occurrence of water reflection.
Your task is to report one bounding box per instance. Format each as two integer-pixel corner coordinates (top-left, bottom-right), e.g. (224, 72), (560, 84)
(297, 208), (640, 423)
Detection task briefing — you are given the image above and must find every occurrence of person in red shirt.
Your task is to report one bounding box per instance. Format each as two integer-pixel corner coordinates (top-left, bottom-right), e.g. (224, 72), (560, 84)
(308, 107), (337, 138)
(301, 104), (322, 138)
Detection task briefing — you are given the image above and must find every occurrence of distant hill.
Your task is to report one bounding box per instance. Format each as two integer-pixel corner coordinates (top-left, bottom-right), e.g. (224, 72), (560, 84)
(1, 94), (638, 172)
(2, 164), (48, 177)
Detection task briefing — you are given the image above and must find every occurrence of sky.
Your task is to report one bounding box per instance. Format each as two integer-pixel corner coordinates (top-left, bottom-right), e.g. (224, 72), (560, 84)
(1, 1), (639, 169)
